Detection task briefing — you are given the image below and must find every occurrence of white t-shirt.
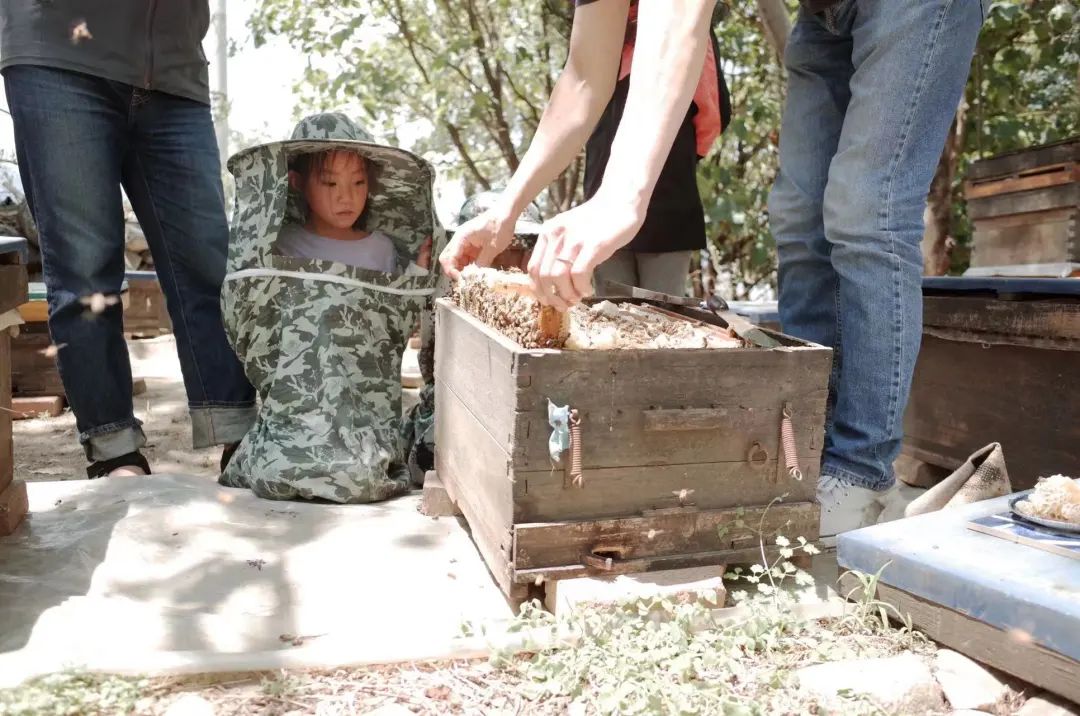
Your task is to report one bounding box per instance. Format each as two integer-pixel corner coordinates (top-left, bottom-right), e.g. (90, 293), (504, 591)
(276, 223), (397, 273)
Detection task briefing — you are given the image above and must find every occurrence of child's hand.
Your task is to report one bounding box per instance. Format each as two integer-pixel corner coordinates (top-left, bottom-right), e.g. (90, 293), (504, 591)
(417, 237), (433, 269)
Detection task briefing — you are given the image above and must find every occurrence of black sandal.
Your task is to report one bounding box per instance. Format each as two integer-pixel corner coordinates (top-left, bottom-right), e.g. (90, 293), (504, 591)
(87, 451), (151, 479)
(220, 442), (240, 473)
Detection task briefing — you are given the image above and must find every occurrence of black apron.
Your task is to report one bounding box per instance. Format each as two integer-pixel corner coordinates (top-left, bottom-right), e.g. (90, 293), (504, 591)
(583, 30), (730, 254)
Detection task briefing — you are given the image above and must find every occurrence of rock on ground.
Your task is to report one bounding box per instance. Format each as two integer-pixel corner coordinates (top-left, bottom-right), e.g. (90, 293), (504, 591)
(796, 652), (946, 713)
(163, 693), (216, 716)
(1017, 692), (1080, 716)
(363, 704), (416, 716)
(933, 649), (1010, 711)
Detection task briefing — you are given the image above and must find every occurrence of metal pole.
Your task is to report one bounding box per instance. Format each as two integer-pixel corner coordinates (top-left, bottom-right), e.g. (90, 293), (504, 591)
(210, 0), (229, 161)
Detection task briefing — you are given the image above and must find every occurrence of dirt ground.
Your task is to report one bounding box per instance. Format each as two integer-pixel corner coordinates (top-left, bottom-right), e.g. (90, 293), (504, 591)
(14, 376), (217, 482)
(12, 335), (421, 482)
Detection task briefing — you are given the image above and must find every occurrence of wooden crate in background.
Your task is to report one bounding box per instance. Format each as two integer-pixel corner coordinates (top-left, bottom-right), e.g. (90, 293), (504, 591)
(965, 138), (1079, 277)
(0, 257), (30, 534)
(902, 277), (1080, 491)
(123, 272), (172, 337)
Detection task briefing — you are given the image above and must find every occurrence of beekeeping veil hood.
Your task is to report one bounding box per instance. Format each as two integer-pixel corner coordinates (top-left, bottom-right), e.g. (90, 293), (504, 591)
(219, 112), (444, 503)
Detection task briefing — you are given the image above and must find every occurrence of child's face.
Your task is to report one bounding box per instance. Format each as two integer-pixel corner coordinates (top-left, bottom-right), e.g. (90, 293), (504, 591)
(295, 151), (369, 231)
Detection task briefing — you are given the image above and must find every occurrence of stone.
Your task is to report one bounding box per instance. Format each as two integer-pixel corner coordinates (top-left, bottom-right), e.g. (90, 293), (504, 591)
(933, 649), (1010, 711)
(1017, 693), (1080, 716)
(796, 653), (946, 713)
(363, 704), (415, 716)
(401, 346), (422, 388)
(164, 693), (216, 716)
(544, 565), (727, 617)
(420, 472), (461, 517)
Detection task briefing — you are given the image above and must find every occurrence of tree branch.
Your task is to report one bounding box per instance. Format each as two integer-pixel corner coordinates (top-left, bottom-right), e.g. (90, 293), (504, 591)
(445, 121), (493, 190)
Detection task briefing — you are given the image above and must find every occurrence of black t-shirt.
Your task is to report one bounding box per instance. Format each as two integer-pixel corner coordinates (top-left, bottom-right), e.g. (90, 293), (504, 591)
(577, 2), (729, 253)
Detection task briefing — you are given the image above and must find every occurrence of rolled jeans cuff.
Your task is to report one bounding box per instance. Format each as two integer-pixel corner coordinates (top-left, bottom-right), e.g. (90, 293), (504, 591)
(81, 420), (147, 462)
(821, 458), (894, 492)
(191, 405), (257, 449)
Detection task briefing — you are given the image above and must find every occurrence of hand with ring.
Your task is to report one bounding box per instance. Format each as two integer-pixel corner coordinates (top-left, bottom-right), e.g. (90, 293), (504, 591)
(528, 191), (645, 310)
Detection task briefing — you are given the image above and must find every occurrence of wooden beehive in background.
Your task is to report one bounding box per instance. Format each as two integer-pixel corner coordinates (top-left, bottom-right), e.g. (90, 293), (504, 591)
(0, 249), (30, 534)
(965, 137), (1079, 277)
(434, 298), (831, 604)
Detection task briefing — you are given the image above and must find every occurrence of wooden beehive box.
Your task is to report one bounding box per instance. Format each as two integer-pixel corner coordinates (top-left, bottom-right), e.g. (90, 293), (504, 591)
(965, 137), (1079, 277)
(0, 255), (30, 534)
(434, 298), (831, 603)
(902, 276), (1080, 491)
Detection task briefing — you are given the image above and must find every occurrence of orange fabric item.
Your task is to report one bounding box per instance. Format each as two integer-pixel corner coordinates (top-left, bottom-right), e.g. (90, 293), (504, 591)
(618, 5), (724, 157)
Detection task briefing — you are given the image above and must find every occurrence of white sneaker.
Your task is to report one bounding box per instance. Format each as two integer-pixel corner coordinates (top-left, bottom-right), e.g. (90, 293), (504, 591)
(877, 481), (927, 523)
(817, 474), (885, 541)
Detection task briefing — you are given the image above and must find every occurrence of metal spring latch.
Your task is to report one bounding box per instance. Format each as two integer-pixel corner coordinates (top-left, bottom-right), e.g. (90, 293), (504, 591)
(782, 404), (803, 481)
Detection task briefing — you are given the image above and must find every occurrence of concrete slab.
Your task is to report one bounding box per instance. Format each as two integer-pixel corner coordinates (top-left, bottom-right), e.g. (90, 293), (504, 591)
(0, 474), (512, 686)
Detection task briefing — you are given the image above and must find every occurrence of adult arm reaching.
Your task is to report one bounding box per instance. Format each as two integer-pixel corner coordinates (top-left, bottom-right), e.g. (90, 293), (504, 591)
(438, 0), (629, 279)
(439, 0), (716, 311)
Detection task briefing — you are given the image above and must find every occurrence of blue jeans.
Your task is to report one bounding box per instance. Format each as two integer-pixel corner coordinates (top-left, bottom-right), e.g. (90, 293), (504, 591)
(3, 65), (256, 462)
(768, 0), (984, 490)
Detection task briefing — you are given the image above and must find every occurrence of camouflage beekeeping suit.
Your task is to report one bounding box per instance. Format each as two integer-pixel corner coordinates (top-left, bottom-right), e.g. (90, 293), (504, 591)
(220, 112), (444, 503)
(401, 192), (541, 485)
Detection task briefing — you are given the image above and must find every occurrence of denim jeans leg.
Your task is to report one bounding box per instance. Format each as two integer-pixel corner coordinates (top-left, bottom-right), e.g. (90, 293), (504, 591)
(3, 66), (146, 461)
(820, 0), (984, 489)
(122, 90), (257, 448)
(768, 9), (853, 434)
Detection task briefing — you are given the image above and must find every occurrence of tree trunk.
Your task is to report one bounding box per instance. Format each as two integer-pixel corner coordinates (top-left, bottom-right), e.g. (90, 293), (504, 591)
(756, 0), (792, 59)
(922, 104), (966, 276)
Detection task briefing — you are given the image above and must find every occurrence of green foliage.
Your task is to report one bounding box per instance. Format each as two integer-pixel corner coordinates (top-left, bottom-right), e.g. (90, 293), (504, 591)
(0, 671), (145, 716)
(247, 0), (576, 209)
(476, 527), (916, 715)
(246, 0), (1076, 285)
(698, 0), (788, 299)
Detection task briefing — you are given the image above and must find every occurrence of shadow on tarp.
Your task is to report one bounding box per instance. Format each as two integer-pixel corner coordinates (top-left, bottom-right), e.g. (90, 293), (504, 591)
(0, 473), (510, 686)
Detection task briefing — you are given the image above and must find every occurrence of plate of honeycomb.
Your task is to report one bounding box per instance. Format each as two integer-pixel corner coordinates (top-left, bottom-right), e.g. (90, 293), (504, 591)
(1010, 474), (1080, 534)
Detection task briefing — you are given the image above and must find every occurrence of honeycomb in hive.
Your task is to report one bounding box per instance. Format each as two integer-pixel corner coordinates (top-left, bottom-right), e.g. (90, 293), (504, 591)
(451, 266), (570, 348)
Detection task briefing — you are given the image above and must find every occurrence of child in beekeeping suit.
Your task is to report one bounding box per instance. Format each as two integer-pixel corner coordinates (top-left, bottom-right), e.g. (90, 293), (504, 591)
(402, 191), (542, 485)
(219, 112), (443, 503)
(278, 149), (431, 272)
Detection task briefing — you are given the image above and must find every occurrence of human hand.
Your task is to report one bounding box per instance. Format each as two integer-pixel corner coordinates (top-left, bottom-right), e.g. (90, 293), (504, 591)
(417, 236), (432, 269)
(438, 202), (518, 280)
(527, 193), (645, 310)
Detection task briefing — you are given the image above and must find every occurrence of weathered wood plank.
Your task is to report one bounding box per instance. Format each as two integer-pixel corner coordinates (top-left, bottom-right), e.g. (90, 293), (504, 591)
(510, 398), (826, 471)
(11, 395), (64, 420)
(965, 162), (1078, 200)
(434, 300), (521, 451)
(433, 379), (517, 598)
(516, 459), (818, 522)
(903, 335), (1080, 490)
(0, 479), (28, 536)
(970, 208), (1076, 268)
(921, 295), (1080, 347)
(840, 574), (1080, 705)
(0, 332), (12, 492)
(0, 265), (29, 314)
(967, 139), (1080, 183)
(515, 346), (832, 415)
(513, 501), (817, 571)
(967, 183), (1078, 221)
(11, 327), (66, 398)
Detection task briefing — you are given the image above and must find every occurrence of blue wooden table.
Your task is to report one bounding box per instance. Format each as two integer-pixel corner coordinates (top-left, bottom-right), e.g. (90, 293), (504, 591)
(838, 494), (1080, 703)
